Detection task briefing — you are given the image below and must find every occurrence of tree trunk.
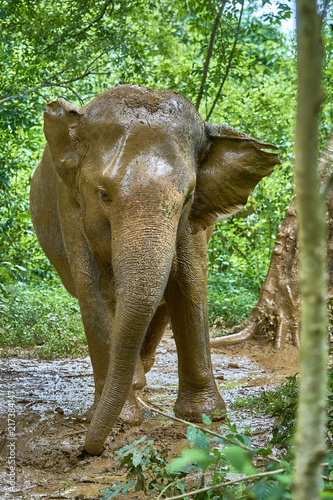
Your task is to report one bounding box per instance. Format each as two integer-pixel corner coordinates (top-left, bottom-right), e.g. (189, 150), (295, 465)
(293, 0), (327, 497)
(211, 129), (333, 349)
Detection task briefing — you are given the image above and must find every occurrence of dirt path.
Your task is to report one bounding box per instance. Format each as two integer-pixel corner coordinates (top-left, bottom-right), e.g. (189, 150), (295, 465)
(0, 334), (298, 499)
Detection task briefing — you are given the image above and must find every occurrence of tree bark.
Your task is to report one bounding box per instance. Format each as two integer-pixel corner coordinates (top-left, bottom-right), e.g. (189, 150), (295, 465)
(293, 0), (327, 497)
(213, 3), (327, 497)
(211, 129), (333, 350)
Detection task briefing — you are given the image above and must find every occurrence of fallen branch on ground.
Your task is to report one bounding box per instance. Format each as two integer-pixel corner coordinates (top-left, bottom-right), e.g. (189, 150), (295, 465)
(137, 397), (280, 463)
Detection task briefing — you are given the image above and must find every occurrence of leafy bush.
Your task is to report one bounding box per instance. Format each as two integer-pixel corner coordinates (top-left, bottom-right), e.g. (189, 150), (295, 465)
(0, 282), (86, 358)
(235, 370), (333, 460)
(100, 435), (190, 498)
(235, 375), (299, 459)
(101, 410), (333, 499)
(101, 416), (293, 499)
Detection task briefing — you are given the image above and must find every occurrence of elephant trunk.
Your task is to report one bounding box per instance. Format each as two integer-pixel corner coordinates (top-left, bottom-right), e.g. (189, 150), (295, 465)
(85, 216), (177, 455)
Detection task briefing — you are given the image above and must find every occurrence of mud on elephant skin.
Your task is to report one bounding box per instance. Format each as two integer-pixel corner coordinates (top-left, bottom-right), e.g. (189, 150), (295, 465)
(30, 84), (280, 455)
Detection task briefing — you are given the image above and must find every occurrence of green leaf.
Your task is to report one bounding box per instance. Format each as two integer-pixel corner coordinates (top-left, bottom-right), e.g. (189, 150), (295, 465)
(202, 413), (212, 425)
(321, 492), (333, 498)
(132, 450), (143, 467)
(169, 448), (216, 473)
(223, 446), (257, 475)
(225, 432), (252, 448)
(256, 447), (273, 457)
(187, 426), (210, 450)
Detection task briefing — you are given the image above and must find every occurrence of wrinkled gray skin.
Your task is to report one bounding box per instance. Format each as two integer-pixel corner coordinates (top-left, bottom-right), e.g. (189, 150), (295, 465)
(30, 85), (280, 455)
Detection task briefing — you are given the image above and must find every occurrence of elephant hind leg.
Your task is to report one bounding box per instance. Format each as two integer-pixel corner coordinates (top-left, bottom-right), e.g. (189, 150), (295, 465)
(133, 299), (169, 390)
(141, 299), (170, 374)
(118, 387), (143, 425)
(84, 387), (143, 426)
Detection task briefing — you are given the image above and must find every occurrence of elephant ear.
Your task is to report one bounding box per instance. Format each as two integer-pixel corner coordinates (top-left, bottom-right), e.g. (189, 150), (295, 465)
(188, 122), (281, 234)
(43, 98), (82, 187)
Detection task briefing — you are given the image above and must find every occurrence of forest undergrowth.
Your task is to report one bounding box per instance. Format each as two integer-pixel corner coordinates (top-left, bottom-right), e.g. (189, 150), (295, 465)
(98, 374), (333, 499)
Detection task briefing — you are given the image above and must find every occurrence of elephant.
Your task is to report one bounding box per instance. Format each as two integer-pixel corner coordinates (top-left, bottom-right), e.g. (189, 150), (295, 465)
(30, 84), (280, 455)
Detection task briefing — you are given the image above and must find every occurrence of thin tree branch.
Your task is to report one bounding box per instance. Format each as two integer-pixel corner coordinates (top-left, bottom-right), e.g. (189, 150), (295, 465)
(195, 1), (227, 111)
(137, 397), (280, 463)
(40, 43), (96, 82)
(51, 85), (85, 105)
(74, 0), (114, 37)
(319, 0), (332, 21)
(0, 84), (53, 106)
(160, 469), (286, 500)
(0, 48), (107, 106)
(206, 0), (244, 121)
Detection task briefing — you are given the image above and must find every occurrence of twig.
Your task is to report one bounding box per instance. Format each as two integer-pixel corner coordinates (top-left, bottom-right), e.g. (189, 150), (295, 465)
(157, 479), (181, 500)
(73, 0), (114, 38)
(158, 468), (286, 500)
(195, 1), (227, 110)
(25, 421), (50, 445)
(320, 0), (331, 20)
(206, 0), (244, 120)
(321, 474), (333, 482)
(136, 397), (280, 463)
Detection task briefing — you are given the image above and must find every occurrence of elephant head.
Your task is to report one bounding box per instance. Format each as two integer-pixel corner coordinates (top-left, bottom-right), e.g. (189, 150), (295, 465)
(38, 85), (280, 455)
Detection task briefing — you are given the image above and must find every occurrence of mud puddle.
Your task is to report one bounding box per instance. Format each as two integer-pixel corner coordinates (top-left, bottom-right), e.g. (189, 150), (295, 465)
(0, 334), (298, 499)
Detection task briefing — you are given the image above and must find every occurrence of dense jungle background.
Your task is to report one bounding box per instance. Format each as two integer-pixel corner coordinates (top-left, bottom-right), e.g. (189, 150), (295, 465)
(1, 0), (332, 355)
(1, 1), (333, 499)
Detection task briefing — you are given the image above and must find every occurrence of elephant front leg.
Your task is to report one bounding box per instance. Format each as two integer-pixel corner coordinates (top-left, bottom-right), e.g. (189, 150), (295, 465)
(78, 296), (113, 420)
(80, 301), (143, 426)
(165, 247), (226, 422)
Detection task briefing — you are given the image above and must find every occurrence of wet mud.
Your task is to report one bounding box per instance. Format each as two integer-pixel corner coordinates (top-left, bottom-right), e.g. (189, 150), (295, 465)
(0, 333), (298, 499)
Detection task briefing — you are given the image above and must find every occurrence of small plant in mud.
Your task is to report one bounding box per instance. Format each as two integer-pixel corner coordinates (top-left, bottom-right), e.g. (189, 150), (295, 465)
(100, 410), (333, 499)
(100, 435), (191, 498)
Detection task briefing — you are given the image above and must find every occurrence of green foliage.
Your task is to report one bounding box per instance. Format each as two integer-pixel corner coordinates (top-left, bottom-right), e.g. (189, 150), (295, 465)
(100, 436), (189, 498)
(0, 123), (54, 286)
(0, 282), (86, 358)
(235, 369), (333, 461)
(207, 162), (295, 325)
(101, 408), (333, 498)
(1, 0), (333, 333)
(101, 416), (295, 499)
(204, 12), (297, 325)
(235, 375), (299, 458)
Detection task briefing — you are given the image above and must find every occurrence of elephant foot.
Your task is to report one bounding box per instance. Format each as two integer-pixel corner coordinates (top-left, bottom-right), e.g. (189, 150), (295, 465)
(141, 354), (156, 374)
(174, 386), (226, 423)
(133, 357), (146, 390)
(118, 388), (143, 426)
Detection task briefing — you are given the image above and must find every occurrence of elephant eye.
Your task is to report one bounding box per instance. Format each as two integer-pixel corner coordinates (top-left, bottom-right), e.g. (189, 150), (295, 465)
(99, 191), (111, 203)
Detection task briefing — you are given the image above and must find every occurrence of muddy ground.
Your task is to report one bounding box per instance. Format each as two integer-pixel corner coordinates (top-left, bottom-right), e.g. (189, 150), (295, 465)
(0, 332), (298, 500)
